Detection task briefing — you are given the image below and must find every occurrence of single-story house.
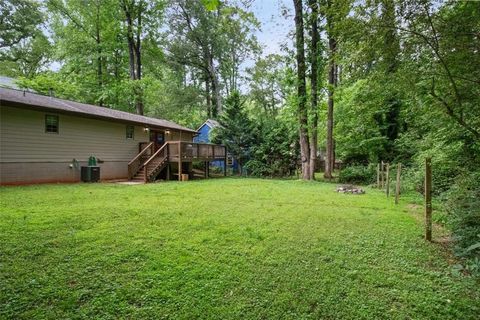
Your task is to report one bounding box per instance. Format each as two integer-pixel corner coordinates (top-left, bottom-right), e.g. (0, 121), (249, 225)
(0, 88), (226, 185)
(194, 119), (237, 172)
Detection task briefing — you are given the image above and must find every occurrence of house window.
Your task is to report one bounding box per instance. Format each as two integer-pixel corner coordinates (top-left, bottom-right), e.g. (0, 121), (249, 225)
(126, 125), (134, 139)
(45, 115), (59, 133)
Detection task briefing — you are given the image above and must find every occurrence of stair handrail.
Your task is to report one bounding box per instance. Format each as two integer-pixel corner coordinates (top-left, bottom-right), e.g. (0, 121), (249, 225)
(143, 142), (168, 167)
(128, 142), (153, 166)
(128, 142), (154, 179)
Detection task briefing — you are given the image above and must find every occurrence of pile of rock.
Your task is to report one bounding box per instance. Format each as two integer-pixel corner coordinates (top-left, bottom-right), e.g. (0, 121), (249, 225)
(336, 185), (365, 194)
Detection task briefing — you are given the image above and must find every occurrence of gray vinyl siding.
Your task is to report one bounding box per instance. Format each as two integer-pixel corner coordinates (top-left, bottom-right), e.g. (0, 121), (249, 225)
(1, 105), (150, 163)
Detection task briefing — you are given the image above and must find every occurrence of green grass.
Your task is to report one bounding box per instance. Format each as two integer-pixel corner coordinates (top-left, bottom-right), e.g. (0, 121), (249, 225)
(1, 178), (478, 319)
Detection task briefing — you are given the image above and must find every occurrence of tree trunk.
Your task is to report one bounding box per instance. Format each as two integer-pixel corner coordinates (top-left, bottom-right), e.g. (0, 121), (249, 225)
(95, 1), (103, 106)
(96, 29), (103, 106)
(324, 8), (336, 179)
(205, 77), (212, 118)
(308, 0), (319, 180)
(293, 0), (311, 180)
(134, 1), (143, 115)
(125, 10), (136, 80)
(381, 0), (400, 159)
(208, 54), (222, 117)
(122, 0), (143, 115)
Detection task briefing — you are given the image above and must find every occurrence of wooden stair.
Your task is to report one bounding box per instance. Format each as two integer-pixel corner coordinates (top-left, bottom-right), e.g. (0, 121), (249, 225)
(128, 142), (169, 183)
(144, 156), (168, 182)
(130, 167), (147, 182)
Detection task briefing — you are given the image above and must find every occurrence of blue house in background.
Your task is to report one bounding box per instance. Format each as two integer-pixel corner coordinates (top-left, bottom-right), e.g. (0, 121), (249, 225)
(195, 119), (220, 144)
(194, 119), (238, 171)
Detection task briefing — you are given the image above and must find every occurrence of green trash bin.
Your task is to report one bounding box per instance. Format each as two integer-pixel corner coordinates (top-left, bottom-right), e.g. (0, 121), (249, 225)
(88, 156), (97, 166)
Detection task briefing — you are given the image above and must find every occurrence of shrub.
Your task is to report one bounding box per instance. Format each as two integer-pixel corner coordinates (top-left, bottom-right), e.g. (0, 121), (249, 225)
(338, 165), (376, 185)
(445, 171), (480, 275)
(244, 118), (297, 177)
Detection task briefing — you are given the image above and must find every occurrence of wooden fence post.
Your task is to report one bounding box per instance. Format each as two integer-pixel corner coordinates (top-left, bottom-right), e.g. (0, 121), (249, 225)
(377, 163), (380, 188)
(425, 158), (432, 241)
(395, 163), (402, 204)
(385, 163), (390, 197)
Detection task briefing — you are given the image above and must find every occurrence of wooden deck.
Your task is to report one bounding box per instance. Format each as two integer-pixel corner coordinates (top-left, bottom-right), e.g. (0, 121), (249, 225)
(128, 141), (227, 182)
(167, 141), (226, 162)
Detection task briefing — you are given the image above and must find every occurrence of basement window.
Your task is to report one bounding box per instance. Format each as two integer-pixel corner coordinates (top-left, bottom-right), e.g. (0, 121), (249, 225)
(126, 125), (134, 139)
(45, 115), (59, 133)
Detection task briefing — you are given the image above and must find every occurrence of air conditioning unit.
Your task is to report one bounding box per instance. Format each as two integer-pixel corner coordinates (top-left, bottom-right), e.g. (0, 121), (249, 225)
(81, 166), (100, 182)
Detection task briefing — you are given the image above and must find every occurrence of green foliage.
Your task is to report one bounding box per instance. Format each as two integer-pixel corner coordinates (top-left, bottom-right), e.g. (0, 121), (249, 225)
(0, 0), (50, 78)
(245, 118), (297, 177)
(214, 91), (256, 171)
(331, 0), (480, 261)
(16, 72), (81, 99)
(445, 171), (480, 274)
(338, 164), (376, 185)
(0, 0), (42, 48)
(335, 79), (390, 164)
(145, 72), (206, 128)
(0, 32), (52, 78)
(201, 0), (220, 11)
(246, 54), (287, 115)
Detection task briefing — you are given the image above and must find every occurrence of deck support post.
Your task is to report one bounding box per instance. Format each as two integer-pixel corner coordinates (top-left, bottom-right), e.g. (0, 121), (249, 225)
(178, 141), (182, 181)
(224, 150), (227, 177)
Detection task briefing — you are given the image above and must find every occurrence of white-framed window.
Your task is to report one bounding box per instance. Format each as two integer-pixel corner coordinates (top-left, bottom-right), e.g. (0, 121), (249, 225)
(126, 125), (134, 139)
(45, 114), (59, 133)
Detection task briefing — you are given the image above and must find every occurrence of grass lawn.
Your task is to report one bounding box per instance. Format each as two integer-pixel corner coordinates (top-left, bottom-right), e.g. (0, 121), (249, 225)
(1, 178), (479, 319)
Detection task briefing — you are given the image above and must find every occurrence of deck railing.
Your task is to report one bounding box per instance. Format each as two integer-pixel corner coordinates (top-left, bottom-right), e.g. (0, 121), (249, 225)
(143, 143), (169, 182)
(167, 141), (226, 161)
(128, 141), (227, 181)
(128, 142), (153, 179)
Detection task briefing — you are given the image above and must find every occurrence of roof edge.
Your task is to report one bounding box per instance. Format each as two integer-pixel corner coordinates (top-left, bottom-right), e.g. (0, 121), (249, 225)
(0, 87), (197, 133)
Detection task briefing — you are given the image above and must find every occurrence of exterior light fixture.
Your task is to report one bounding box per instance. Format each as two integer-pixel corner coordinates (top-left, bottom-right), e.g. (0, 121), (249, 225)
(165, 129), (171, 135)
(144, 127), (149, 132)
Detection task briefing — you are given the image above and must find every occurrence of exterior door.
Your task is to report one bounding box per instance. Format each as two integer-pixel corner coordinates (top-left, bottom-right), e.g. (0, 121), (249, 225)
(150, 131), (165, 150)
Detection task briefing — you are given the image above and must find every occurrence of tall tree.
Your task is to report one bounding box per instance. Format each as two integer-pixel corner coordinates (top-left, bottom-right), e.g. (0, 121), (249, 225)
(293, 0), (311, 180)
(120, 0), (148, 115)
(247, 54), (286, 115)
(0, 0), (42, 49)
(167, 0), (259, 118)
(217, 5), (260, 95)
(308, 0), (320, 179)
(0, 31), (52, 78)
(376, 0), (402, 160)
(49, 0), (110, 105)
(0, 0), (49, 78)
(324, 0), (337, 179)
(214, 91), (256, 175)
(168, 0), (222, 117)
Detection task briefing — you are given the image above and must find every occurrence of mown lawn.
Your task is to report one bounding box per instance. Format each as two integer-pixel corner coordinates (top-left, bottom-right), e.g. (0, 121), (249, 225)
(0, 178), (478, 319)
